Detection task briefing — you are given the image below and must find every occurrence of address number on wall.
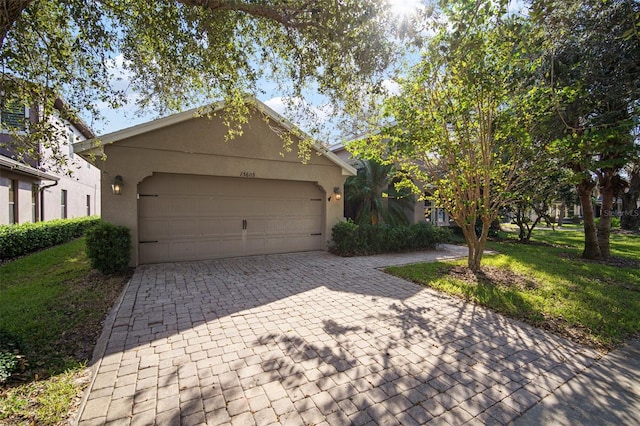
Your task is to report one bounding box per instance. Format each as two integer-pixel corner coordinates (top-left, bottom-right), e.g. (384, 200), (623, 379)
(240, 171), (256, 178)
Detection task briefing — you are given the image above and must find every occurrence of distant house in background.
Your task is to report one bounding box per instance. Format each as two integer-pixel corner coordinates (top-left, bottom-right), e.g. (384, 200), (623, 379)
(0, 98), (101, 225)
(330, 141), (452, 226)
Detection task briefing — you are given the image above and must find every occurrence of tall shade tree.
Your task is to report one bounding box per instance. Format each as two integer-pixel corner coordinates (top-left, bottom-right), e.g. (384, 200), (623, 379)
(1, 0), (412, 170)
(351, 0), (547, 271)
(532, 0), (640, 259)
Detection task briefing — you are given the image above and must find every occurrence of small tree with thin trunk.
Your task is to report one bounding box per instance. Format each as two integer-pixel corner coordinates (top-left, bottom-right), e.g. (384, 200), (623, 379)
(509, 166), (572, 242)
(350, 0), (547, 271)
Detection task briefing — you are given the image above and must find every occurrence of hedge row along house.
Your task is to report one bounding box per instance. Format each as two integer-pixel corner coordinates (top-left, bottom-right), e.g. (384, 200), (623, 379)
(0, 97), (101, 225)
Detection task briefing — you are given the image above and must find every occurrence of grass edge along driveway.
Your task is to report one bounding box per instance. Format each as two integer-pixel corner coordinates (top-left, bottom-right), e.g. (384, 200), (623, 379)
(387, 229), (640, 351)
(0, 238), (129, 425)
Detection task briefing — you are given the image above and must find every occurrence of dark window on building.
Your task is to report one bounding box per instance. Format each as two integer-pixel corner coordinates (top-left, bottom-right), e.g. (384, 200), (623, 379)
(1, 102), (26, 131)
(86, 194), (90, 216)
(8, 179), (18, 224)
(61, 189), (67, 219)
(32, 184), (38, 223)
(40, 191), (45, 221)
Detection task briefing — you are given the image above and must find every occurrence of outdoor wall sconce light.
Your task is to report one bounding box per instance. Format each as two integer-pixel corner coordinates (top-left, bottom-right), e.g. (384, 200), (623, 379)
(112, 175), (123, 195)
(328, 186), (342, 202)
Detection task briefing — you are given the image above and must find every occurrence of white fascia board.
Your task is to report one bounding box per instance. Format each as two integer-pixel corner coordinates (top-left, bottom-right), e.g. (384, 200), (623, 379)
(0, 156), (59, 181)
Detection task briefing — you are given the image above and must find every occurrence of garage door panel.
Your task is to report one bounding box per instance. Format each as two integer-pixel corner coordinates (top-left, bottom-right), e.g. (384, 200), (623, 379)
(264, 199), (286, 216)
(284, 218), (323, 234)
(241, 198), (266, 217)
(138, 174), (324, 264)
(213, 198), (245, 216)
(246, 217), (266, 233)
(265, 218), (321, 235)
(266, 235), (323, 252)
(139, 242), (169, 264)
(285, 199), (321, 215)
(170, 219), (202, 238)
(201, 218), (242, 236)
(265, 219), (284, 234)
(244, 236), (266, 255)
(140, 219), (168, 240)
(138, 197), (165, 218)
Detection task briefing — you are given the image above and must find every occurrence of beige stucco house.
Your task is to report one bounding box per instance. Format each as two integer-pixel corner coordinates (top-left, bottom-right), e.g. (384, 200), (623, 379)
(73, 99), (355, 266)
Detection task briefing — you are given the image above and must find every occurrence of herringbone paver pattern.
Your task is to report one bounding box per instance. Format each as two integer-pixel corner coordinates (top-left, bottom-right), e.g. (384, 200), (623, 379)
(76, 246), (600, 425)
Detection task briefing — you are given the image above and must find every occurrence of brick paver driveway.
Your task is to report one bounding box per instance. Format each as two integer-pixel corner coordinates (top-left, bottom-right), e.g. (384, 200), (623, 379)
(77, 246), (600, 425)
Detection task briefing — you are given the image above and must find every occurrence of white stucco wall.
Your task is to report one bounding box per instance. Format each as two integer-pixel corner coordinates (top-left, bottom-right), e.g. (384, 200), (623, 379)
(38, 113), (101, 221)
(0, 110), (101, 225)
(0, 169), (39, 224)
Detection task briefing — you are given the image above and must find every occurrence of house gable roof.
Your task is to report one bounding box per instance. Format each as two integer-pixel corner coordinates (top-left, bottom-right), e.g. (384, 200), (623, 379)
(73, 98), (356, 176)
(53, 97), (95, 140)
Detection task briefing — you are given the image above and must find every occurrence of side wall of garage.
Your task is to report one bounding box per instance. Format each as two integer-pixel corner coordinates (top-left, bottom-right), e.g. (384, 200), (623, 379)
(96, 111), (349, 265)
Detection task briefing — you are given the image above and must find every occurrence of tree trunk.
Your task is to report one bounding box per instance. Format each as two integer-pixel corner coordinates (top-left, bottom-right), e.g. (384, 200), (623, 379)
(620, 192), (640, 230)
(515, 205), (527, 241)
(621, 171), (640, 230)
(467, 239), (485, 271)
(525, 215), (542, 241)
(462, 220), (489, 271)
(557, 201), (565, 227)
(459, 223), (480, 271)
(597, 174), (615, 259)
(577, 179), (601, 259)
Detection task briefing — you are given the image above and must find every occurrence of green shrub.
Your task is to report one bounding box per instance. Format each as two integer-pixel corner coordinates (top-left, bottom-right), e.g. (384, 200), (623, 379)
(0, 330), (22, 384)
(330, 220), (362, 256)
(410, 222), (452, 249)
(85, 222), (131, 274)
(330, 221), (451, 256)
(0, 216), (100, 261)
(0, 351), (18, 383)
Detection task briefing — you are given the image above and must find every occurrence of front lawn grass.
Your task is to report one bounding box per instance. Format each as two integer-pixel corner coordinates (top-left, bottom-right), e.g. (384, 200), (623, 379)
(387, 229), (640, 350)
(0, 238), (129, 425)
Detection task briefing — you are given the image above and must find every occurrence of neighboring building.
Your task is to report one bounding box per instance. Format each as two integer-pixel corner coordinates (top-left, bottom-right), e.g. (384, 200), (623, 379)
(330, 141), (452, 226)
(73, 99), (355, 266)
(0, 98), (101, 225)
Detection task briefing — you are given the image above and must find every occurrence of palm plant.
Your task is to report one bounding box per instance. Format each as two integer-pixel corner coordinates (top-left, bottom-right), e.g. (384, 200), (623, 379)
(344, 159), (414, 226)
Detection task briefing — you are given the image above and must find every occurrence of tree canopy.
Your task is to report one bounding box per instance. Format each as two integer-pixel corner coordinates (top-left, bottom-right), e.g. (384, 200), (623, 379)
(350, 0), (548, 270)
(532, 0), (640, 259)
(1, 0), (413, 169)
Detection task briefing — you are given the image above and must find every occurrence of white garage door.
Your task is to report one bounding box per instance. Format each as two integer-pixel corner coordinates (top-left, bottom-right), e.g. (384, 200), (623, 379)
(138, 173), (325, 264)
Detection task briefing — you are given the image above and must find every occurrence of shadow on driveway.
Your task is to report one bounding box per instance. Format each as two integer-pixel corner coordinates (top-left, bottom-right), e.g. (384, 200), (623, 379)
(76, 246), (602, 425)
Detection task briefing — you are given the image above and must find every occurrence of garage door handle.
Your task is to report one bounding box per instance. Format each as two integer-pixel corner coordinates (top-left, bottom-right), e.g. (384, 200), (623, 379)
(242, 219), (247, 230)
